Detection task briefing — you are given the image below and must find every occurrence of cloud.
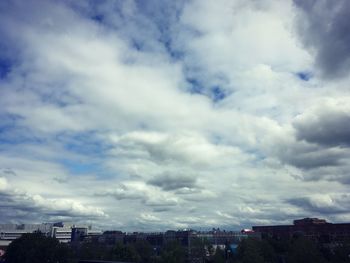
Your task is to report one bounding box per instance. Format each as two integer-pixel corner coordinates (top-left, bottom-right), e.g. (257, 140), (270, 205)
(97, 181), (179, 208)
(110, 131), (245, 167)
(293, 0), (350, 78)
(0, 177), (8, 191)
(0, 0), (350, 230)
(0, 179), (106, 221)
(148, 171), (197, 191)
(294, 99), (350, 146)
(288, 194), (350, 214)
(279, 143), (347, 170)
(268, 99), (350, 184)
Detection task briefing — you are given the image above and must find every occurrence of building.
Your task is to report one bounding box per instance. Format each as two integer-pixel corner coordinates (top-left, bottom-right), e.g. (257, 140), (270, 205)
(0, 222), (101, 248)
(71, 226), (102, 244)
(51, 226), (72, 243)
(252, 217), (350, 244)
(0, 223), (54, 248)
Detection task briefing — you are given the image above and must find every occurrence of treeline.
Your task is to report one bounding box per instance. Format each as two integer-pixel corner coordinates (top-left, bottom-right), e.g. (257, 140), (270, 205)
(2, 233), (185, 263)
(2, 232), (350, 263)
(229, 236), (350, 263)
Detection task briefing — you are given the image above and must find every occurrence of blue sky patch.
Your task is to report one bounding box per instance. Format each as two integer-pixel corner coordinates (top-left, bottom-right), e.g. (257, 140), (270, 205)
(211, 86), (226, 102)
(92, 14), (104, 23)
(187, 78), (203, 94)
(60, 159), (102, 175)
(0, 58), (12, 79)
(58, 131), (111, 157)
(296, 71), (312, 81)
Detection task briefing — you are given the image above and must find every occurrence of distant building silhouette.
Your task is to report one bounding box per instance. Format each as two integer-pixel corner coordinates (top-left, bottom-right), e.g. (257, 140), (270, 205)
(253, 217), (350, 243)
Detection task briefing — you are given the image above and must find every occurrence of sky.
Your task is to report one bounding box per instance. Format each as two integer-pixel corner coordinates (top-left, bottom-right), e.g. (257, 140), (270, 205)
(1, 0), (350, 231)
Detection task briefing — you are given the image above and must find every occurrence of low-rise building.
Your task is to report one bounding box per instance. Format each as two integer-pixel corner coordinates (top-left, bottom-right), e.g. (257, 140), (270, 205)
(252, 217), (350, 244)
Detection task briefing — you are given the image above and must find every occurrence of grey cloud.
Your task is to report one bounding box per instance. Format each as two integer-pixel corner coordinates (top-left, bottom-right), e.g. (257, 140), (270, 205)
(272, 104), (350, 183)
(97, 185), (145, 201)
(143, 198), (178, 207)
(282, 146), (346, 169)
(287, 194), (350, 214)
(147, 172), (197, 190)
(1, 168), (17, 176)
(274, 105), (350, 183)
(152, 207), (172, 213)
(176, 189), (217, 202)
(302, 165), (350, 184)
(278, 139), (347, 169)
(2, 0), (350, 230)
(276, 138), (350, 183)
(0, 186), (106, 221)
(294, 110), (350, 147)
(97, 183), (179, 209)
(294, 0), (350, 78)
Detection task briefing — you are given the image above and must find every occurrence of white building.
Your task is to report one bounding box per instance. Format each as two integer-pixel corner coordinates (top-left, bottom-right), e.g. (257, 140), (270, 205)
(0, 222), (102, 247)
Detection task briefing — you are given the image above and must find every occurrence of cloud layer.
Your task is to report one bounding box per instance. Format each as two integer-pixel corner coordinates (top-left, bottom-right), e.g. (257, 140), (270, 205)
(0, 0), (350, 230)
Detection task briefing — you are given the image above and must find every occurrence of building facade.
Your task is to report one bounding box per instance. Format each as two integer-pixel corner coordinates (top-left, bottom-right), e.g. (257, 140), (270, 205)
(253, 218), (350, 244)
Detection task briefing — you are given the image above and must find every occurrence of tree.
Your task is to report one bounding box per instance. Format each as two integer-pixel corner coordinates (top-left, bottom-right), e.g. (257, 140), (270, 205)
(212, 247), (225, 263)
(134, 240), (156, 263)
(78, 242), (111, 261)
(160, 241), (186, 263)
(112, 242), (141, 262)
(4, 232), (71, 263)
(189, 237), (209, 262)
(286, 236), (326, 263)
(330, 244), (350, 263)
(236, 238), (276, 263)
(237, 238), (264, 263)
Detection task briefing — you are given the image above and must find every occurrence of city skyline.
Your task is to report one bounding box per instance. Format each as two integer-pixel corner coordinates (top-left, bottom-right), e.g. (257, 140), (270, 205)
(1, 0), (350, 231)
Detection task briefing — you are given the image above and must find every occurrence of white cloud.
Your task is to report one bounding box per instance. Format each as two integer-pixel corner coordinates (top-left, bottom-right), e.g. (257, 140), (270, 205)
(0, 177), (8, 191)
(0, 0), (350, 230)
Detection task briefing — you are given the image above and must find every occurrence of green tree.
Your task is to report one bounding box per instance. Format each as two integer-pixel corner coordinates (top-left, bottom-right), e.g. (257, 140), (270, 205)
(237, 238), (276, 263)
(134, 240), (156, 263)
(330, 244), (350, 263)
(78, 242), (112, 261)
(189, 237), (209, 262)
(237, 238), (264, 263)
(259, 239), (277, 263)
(160, 241), (186, 263)
(286, 236), (326, 263)
(4, 232), (71, 263)
(112, 242), (141, 262)
(212, 247), (225, 263)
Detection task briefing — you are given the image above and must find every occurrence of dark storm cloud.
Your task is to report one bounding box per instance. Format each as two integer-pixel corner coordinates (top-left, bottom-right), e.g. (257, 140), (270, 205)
(147, 172), (197, 191)
(294, 110), (350, 147)
(294, 0), (350, 78)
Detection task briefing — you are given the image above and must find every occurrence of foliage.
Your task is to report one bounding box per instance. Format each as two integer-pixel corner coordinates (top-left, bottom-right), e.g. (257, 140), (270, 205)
(134, 240), (156, 263)
(78, 242), (111, 261)
(190, 237), (209, 262)
(4, 232), (71, 263)
(112, 242), (141, 262)
(160, 241), (186, 263)
(237, 238), (265, 263)
(286, 236), (326, 263)
(329, 243), (350, 263)
(212, 247), (225, 263)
